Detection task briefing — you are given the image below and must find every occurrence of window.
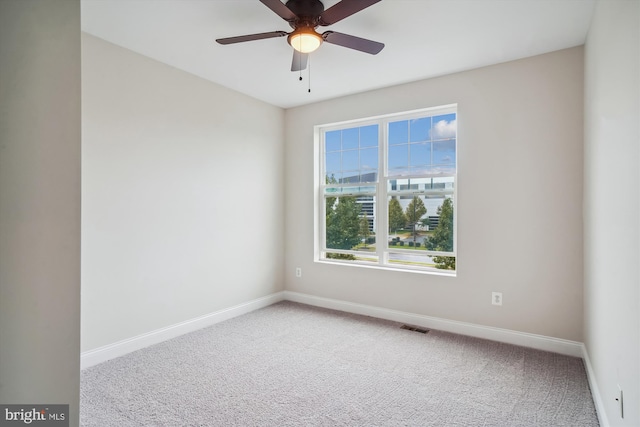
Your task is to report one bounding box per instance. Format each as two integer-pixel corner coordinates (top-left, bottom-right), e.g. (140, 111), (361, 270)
(317, 105), (457, 274)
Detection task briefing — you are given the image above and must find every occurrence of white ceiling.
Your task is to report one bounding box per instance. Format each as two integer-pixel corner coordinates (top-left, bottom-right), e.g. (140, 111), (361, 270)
(81, 0), (595, 109)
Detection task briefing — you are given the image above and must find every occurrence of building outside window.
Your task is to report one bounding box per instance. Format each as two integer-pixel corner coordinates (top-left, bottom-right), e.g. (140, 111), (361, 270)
(317, 104), (457, 274)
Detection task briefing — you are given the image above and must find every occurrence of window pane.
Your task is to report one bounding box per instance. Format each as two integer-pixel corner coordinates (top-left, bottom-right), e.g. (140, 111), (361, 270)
(410, 117), (430, 142)
(389, 120), (408, 145)
(323, 125), (380, 185)
(409, 142), (431, 168)
(359, 171), (378, 183)
(430, 114), (457, 140)
(342, 128), (359, 150)
(342, 174), (361, 184)
(387, 194), (429, 254)
(360, 147), (378, 170)
(325, 172), (342, 184)
(360, 125), (378, 147)
(326, 130), (341, 152)
(388, 177), (442, 193)
(423, 197), (455, 255)
(388, 144), (408, 171)
(325, 195), (377, 251)
(388, 196), (407, 235)
(325, 151), (341, 174)
(432, 140), (456, 167)
(340, 172), (378, 184)
(387, 194), (455, 272)
(431, 177), (454, 190)
(342, 149), (359, 173)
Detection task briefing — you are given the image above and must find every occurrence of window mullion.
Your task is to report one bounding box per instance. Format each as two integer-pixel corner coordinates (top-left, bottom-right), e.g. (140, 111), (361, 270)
(377, 119), (388, 266)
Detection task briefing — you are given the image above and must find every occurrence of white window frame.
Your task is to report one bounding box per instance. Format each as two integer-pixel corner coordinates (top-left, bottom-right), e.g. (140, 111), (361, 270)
(315, 104), (458, 275)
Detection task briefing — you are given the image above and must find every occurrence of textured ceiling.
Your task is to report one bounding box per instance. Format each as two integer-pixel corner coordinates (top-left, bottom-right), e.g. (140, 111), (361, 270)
(81, 0), (595, 109)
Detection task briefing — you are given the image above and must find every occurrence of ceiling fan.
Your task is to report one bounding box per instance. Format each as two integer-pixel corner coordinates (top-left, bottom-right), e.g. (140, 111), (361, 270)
(216, 0), (384, 72)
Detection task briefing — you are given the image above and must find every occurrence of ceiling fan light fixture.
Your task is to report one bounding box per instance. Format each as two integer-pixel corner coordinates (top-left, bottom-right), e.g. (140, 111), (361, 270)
(288, 28), (322, 53)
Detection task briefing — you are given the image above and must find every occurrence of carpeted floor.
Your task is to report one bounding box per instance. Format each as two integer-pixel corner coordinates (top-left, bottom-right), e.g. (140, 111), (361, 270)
(81, 301), (599, 426)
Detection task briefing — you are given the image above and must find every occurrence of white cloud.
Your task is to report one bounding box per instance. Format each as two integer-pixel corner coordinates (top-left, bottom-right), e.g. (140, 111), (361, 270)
(431, 119), (457, 139)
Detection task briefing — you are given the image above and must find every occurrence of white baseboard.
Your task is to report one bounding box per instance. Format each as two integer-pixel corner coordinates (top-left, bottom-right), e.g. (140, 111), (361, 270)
(282, 291), (584, 358)
(81, 291), (285, 369)
(581, 345), (609, 427)
(82, 289), (584, 365)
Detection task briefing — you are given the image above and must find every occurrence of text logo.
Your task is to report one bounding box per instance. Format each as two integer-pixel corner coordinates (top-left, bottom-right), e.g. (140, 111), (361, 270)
(0, 405), (68, 427)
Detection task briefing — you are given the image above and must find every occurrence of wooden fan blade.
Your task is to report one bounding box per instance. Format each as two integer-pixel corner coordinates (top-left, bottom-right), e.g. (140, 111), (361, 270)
(216, 31), (288, 45)
(291, 50), (308, 71)
(259, 0), (297, 22)
(322, 31), (384, 54)
(319, 0), (381, 26)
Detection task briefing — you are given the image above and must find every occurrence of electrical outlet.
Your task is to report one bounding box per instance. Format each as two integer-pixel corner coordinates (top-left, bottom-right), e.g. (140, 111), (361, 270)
(616, 385), (624, 418)
(295, 267), (302, 278)
(492, 292), (503, 306)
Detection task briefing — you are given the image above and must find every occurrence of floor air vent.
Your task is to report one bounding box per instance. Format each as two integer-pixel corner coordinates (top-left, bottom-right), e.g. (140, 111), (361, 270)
(400, 325), (430, 334)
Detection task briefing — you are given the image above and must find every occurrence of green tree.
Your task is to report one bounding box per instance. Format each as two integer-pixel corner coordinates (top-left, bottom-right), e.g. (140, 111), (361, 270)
(359, 212), (371, 248)
(325, 174), (338, 220)
(405, 196), (427, 244)
(324, 175), (356, 260)
(425, 198), (455, 270)
(326, 196), (362, 251)
(388, 198), (407, 234)
(419, 217), (430, 230)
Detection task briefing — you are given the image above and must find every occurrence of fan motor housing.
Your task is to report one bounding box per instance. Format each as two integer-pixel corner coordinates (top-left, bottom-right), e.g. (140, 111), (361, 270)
(286, 0), (324, 26)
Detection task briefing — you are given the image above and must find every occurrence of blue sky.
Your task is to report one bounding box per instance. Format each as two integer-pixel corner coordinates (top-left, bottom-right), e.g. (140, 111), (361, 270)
(325, 113), (457, 182)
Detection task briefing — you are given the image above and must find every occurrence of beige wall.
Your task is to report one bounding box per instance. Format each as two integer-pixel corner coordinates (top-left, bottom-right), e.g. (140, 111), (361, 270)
(81, 34), (285, 351)
(285, 47), (585, 342)
(0, 0), (82, 425)
(584, 0), (640, 425)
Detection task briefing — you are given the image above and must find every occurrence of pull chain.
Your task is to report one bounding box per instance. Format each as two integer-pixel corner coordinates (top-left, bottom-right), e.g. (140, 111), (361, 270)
(299, 53), (302, 81)
(295, 53), (311, 93)
(308, 55), (311, 93)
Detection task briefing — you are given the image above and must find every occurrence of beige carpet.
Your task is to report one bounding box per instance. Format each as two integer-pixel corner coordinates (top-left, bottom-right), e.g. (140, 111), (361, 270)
(81, 301), (599, 426)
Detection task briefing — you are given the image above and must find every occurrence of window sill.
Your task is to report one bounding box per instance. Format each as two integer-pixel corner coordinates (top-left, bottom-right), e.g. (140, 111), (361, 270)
(315, 259), (457, 277)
